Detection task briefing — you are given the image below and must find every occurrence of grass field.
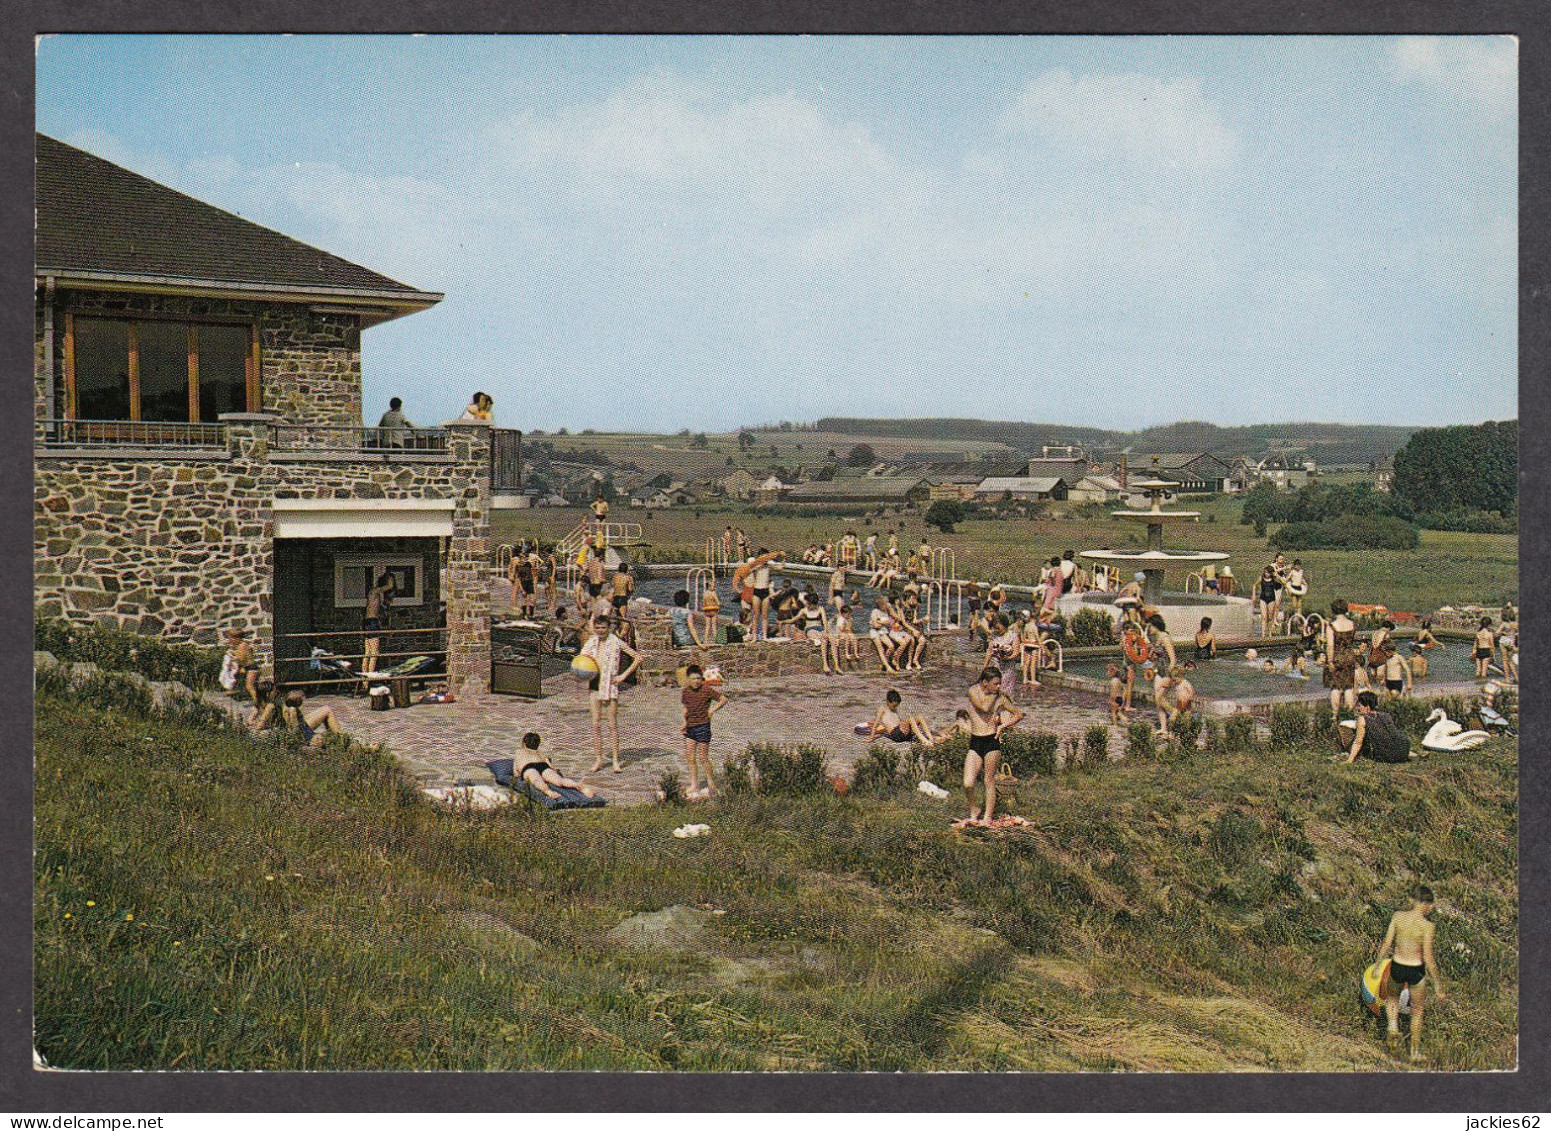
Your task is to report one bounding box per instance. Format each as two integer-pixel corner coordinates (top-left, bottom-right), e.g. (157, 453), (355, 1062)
(534, 428), (1021, 479)
(36, 685), (1516, 1071)
(494, 500), (1518, 614)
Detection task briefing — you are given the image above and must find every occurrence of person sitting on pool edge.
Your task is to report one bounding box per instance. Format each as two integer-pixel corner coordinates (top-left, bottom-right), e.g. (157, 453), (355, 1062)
(865, 689), (935, 746)
(515, 731), (598, 802)
(1335, 691), (1420, 764)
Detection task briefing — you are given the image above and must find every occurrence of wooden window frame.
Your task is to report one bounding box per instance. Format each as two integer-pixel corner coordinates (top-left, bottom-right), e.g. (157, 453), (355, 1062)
(61, 312), (260, 422)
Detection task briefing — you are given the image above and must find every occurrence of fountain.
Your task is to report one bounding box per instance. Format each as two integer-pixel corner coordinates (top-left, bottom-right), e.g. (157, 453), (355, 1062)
(1057, 469), (1256, 639)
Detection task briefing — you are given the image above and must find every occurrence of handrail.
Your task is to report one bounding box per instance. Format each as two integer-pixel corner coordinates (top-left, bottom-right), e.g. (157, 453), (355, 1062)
(268, 423), (448, 454)
(1040, 638), (1064, 673)
(37, 417), (226, 448)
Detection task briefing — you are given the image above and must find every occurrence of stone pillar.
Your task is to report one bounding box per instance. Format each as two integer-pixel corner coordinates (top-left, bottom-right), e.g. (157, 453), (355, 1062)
(218, 413), (279, 666)
(442, 420), (493, 689)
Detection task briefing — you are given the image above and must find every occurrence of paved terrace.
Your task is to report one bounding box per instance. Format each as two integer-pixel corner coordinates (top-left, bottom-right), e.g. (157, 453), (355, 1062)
(313, 664), (1115, 808)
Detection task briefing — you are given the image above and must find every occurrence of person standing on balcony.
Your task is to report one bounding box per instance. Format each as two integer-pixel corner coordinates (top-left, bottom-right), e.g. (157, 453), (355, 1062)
(375, 397), (415, 448)
(460, 391), (493, 421)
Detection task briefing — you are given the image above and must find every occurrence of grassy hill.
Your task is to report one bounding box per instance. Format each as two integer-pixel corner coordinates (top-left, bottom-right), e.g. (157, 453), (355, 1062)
(35, 689), (1516, 1071)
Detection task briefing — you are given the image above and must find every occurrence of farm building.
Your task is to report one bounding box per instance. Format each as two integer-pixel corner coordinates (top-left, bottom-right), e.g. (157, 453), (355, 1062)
(781, 476), (934, 507)
(973, 476), (1070, 502)
(33, 133), (516, 686)
(1141, 453), (1237, 494)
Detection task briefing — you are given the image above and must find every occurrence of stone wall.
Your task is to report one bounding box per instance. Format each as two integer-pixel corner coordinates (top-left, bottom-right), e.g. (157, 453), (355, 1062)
(35, 418), (493, 685)
(37, 291), (364, 430)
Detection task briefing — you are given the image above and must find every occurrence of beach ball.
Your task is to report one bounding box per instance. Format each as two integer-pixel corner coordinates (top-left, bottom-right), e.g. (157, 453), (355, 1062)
(1245, 648), (1258, 661)
(570, 654), (600, 681)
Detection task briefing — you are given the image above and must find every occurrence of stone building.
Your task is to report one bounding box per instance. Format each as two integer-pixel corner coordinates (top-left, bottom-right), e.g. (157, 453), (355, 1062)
(33, 133), (510, 687)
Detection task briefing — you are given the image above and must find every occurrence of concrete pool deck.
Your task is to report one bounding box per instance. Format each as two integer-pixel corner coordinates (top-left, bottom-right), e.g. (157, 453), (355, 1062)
(307, 664), (1116, 807)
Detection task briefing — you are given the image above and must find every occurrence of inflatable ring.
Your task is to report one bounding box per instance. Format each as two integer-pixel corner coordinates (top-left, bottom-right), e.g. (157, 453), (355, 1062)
(1123, 631), (1152, 665)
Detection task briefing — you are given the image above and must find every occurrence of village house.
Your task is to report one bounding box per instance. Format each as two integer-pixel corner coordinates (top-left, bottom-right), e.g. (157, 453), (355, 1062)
(1066, 473), (1125, 503)
(1142, 452), (1237, 494)
(1024, 444), (1089, 483)
(1254, 454), (1315, 491)
(717, 467), (761, 501)
(33, 133), (516, 687)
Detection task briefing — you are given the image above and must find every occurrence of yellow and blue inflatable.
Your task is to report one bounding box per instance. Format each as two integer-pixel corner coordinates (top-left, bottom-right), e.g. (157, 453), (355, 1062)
(1360, 959), (1411, 1016)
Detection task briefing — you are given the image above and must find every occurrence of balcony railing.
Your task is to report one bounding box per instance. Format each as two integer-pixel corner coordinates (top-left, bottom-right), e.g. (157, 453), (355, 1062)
(268, 424), (449, 456)
(491, 427), (522, 492)
(37, 418), (227, 449)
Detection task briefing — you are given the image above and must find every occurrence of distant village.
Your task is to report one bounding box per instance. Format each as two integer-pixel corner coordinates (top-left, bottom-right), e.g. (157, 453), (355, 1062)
(512, 438), (1364, 512)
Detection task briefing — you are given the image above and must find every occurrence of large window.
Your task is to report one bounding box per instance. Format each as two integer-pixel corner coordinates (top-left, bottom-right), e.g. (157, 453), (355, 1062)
(333, 555), (426, 609)
(65, 315), (257, 422)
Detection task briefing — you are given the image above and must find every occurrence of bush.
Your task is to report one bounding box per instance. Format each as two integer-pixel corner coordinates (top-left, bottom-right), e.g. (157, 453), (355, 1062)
(1310, 705), (1337, 746)
(72, 670), (155, 717)
(1386, 696), (1430, 738)
(749, 742), (830, 796)
(1002, 731), (1059, 777)
(1204, 718), (1228, 757)
(917, 734), (964, 790)
(721, 751), (755, 795)
(1068, 608), (1118, 649)
(850, 743), (904, 796)
(1415, 509), (1517, 535)
(1083, 725), (1110, 767)
(1268, 703), (1311, 749)
(1125, 720), (1155, 761)
(657, 770), (685, 805)
(1173, 710), (1203, 752)
(924, 500), (965, 533)
(1224, 713), (1258, 753)
(35, 617), (223, 690)
(1270, 514), (1420, 552)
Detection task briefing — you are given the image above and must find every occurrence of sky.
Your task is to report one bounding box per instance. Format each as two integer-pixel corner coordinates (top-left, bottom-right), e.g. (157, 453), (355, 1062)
(36, 35), (1517, 432)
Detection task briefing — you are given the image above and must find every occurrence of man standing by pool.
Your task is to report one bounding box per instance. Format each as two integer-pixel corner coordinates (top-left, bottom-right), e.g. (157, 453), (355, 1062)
(964, 667), (1024, 825)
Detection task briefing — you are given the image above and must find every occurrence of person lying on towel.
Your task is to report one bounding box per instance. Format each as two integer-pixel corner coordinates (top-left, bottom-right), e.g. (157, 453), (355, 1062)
(514, 731), (598, 801)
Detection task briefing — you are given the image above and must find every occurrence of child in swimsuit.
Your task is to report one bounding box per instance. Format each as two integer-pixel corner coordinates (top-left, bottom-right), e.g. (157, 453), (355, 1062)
(1107, 663), (1126, 726)
(516, 731), (598, 801)
(1474, 617), (1495, 680)
(1193, 617), (1217, 661)
(867, 689), (934, 745)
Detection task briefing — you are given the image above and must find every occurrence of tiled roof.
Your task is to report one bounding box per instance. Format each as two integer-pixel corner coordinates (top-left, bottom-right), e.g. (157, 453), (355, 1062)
(784, 477), (930, 499)
(975, 477), (1065, 494)
(36, 133), (436, 299)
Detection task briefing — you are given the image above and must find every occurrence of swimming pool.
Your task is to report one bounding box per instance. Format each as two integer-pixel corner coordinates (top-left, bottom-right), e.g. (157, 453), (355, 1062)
(1061, 643), (1490, 700)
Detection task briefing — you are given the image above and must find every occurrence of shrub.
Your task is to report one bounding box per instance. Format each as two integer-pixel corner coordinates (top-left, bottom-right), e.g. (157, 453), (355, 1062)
(1310, 705), (1337, 746)
(721, 751), (754, 795)
(657, 770), (685, 805)
(1002, 731), (1059, 777)
(749, 742), (830, 796)
(1068, 608), (1118, 649)
(159, 690), (239, 732)
(1210, 808), (1263, 868)
(1270, 514), (1420, 552)
(1063, 734), (1081, 772)
(1224, 713), (1258, 753)
(34, 617), (223, 690)
(1173, 710), (1204, 752)
(1387, 696), (1430, 738)
(850, 743), (904, 796)
(1082, 725), (1110, 767)
(917, 734), (963, 790)
(72, 670), (155, 717)
(1268, 703), (1311, 749)
(1203, 718), (1227, 757)
(1125, 720), (1155, 761)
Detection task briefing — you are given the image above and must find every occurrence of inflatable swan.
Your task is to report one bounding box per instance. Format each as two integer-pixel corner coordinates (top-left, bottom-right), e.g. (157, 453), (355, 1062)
(1422, 708), (1490, 752)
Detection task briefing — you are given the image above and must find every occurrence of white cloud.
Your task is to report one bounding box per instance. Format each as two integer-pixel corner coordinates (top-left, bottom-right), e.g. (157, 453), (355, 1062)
(996, 69), (1238, 172)
(1392, 36), (1516, 116)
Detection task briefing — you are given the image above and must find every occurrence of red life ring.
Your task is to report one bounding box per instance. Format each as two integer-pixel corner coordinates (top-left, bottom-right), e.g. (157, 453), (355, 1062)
(1123, 630), (1152, 665)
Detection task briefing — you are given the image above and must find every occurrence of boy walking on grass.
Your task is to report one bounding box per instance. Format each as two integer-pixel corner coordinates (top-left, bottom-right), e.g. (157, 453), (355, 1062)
(680, 664), (727, 801)
(1376, 886), (1446, 1061)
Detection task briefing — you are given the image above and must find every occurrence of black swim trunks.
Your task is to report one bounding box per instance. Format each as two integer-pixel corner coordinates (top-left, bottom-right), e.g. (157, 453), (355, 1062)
(362, 617), (383, 633)
(1473, 647), (1493, 660)
(1389, 960), (1426, 986)
(588, 581), (604, 597)
(968, 734), (999, 756)
(1385, 678), (1405, 692)
(611, 595), (629, 608)
(886, 726), (913, 744)
(519, 761), (551, 778)
(753, 586), (771, 600)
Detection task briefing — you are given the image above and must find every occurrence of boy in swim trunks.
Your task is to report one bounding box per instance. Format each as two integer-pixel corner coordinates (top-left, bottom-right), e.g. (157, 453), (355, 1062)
(1107, 663), (1126, 726)
(866, 688), (935, 746)
(1376, 886), (1446, 1061)
(964, 667), (1024, 825)
(679, 665), (727, 800)
(1474, 617), (1496, 680)
(516, 731), (598, 801)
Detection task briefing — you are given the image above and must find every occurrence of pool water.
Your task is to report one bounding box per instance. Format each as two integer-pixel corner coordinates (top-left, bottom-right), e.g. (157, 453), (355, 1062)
(1063, 643), (1490, 699)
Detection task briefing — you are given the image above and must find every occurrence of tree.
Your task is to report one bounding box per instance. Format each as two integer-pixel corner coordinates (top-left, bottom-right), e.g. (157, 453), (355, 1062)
(925, 500), (965, 533)
(598, 473), (617, 503)
(1392, 421), (1517, 516)
(690, 432), (709, 449)
(738, 430), (755, 451)
(847, 443), (877, 467)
